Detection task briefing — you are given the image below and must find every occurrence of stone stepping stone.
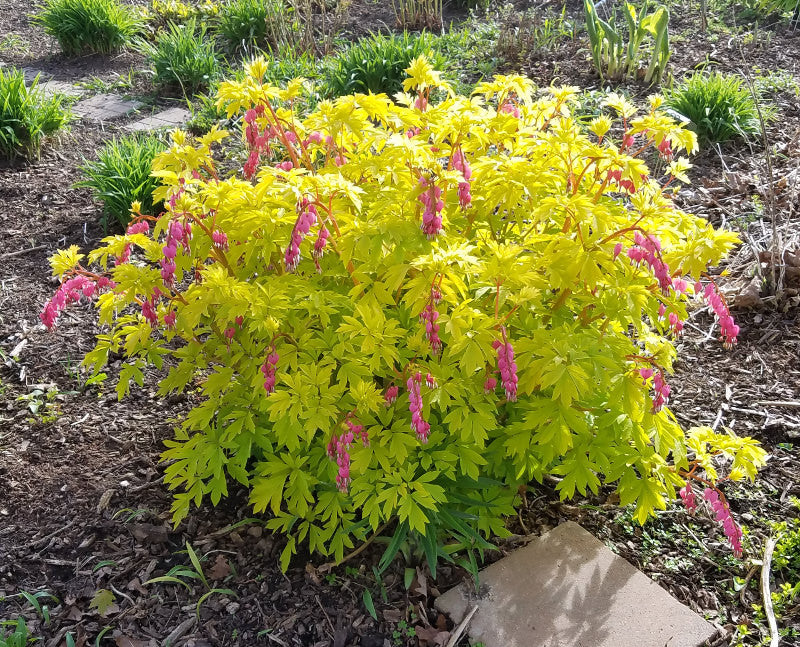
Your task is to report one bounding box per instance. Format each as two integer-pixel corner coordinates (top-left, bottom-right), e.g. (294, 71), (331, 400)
(127, 107), (191, 132)
(73, 93), (143, 122)
(435, 521), (718, 647)
(19, 68), (83, 98)
(39, 79), (83, 98)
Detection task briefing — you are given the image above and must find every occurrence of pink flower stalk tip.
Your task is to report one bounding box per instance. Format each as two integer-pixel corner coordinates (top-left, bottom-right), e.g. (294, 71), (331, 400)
(417, 177), (444, 239)
(407, 372), (430, 442)
(495, 330), (518, 402)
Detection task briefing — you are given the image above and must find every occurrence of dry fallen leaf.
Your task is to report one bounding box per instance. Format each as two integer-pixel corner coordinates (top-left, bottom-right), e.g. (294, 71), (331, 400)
(208, 554), (231, 581)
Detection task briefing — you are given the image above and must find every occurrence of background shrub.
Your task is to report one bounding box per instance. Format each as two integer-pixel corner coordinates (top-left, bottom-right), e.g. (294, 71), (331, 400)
(668, 71), (767, 145)
(216, 0), (290, 54)
(77, 134), (165, 230)
(324, 32), (446, 97)
(33, 0), (142, 55)
(145, 0), (220, 33)
(494, 4), (573, 68)
(0, 68), (71, 161)
(139, 19), (219, 94)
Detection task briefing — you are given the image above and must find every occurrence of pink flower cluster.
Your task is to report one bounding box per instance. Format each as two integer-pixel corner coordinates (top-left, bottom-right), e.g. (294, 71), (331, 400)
(312, 225), (329, 272)
(161, 220), (192, 285)
(346, 417), (369, 447)
(407, 372), (431, 442)
(211, 229), (228, 250)
(243, 105), (269, 179)
(418, 177), (443, 239)
(657, 303), (684, 336)
(384, 385), (398, 405)
(285, 199), (318, 272)
(451, 149), (472, 209)
(115, 220), (151, 265)
(327, 429), (354, 492)
(704, 488), (743, 556)
(499, 101), (520, 118)
(484, 376), (497, 394)
(639, 367), (670, 412)
(40, 275), (112, 329)
(627, 232), (672, 294)
(607, 169), (636, 194)
(420, 285), (442, 354)
(679, 484), (697, 512)
(657, 138), (673, 161)
(141, 291), (159, 326)
(696, 281), (739, 348)
(492, 330), (518, 402)
(260, 349), (279, 395)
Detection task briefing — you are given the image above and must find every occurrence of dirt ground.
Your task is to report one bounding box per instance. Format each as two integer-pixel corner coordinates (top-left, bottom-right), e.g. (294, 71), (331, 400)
(1, 0), (800, 645)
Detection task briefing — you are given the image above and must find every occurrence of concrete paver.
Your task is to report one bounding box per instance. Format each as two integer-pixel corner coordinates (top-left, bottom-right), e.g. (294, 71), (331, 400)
(127, 107), (191, 132)
(73, 93), (143, 121)
(435, 521), (718, 647)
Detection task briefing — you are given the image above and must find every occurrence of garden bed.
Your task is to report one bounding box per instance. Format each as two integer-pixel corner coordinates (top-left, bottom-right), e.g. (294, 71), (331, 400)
(1, 0), (800, 646)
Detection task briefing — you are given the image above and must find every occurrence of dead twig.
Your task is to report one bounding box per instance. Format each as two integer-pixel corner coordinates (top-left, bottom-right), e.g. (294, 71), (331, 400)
(444, 604), (479, 647)
(761, 537), (779, 647)
(0, 244), (49, 259)
(757, 400), (800, 409)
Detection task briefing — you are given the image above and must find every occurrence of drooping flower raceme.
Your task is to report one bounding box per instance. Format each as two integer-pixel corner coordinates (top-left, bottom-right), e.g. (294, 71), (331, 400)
(703, 488), (743, 556)
(493, 330), (518, 402)
(420, 282), (442, 355)
(679, 485), (697, 512)
(407, 372), (430, 442)
(697, 282), (739, 348)
(451, 148), (472, 209)
(627, 232), (672, 294)
(40, 275), (100, 329)
(261, 349), (279, 395)
(285, 199), (318, 271)
(417, 177), (443, 239)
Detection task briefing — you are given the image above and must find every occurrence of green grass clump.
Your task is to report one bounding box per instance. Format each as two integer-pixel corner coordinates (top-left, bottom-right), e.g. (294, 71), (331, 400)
(77, 134), (165, 230)
(668, 71), (768, 145)
(0, 68), (71, 161)
(139, 19), (220, 94)
(33, 0), (142, 56)
(216, 0), (290, 54)
(323, 32), (447, 98)
(0, 617), (32, 647)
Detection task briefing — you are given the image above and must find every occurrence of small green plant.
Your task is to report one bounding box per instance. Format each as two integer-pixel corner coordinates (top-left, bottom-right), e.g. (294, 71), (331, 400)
(753, 0), (800, 26)
(324, 32), (446, 98)
(17, 386), (64, 424)
(584, 0), (670, 85)
(0, 34), (31, 57)
(33, 0), (142, 55)
(0, 618), (31, 647)
(216, 0), (290, 54)
(76, 70), (136, 94)
(435, 20), (499, 94)
(667, 71), (767, 145)
(139, 19), (220, 94)
(391, 0), (441, 30)
(494, 3), (574, 68)
(77, 134), (165, 231)
(144, 542), (237, 618)
(144, 0), (220, 32)
(0, 68), (71, 161)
